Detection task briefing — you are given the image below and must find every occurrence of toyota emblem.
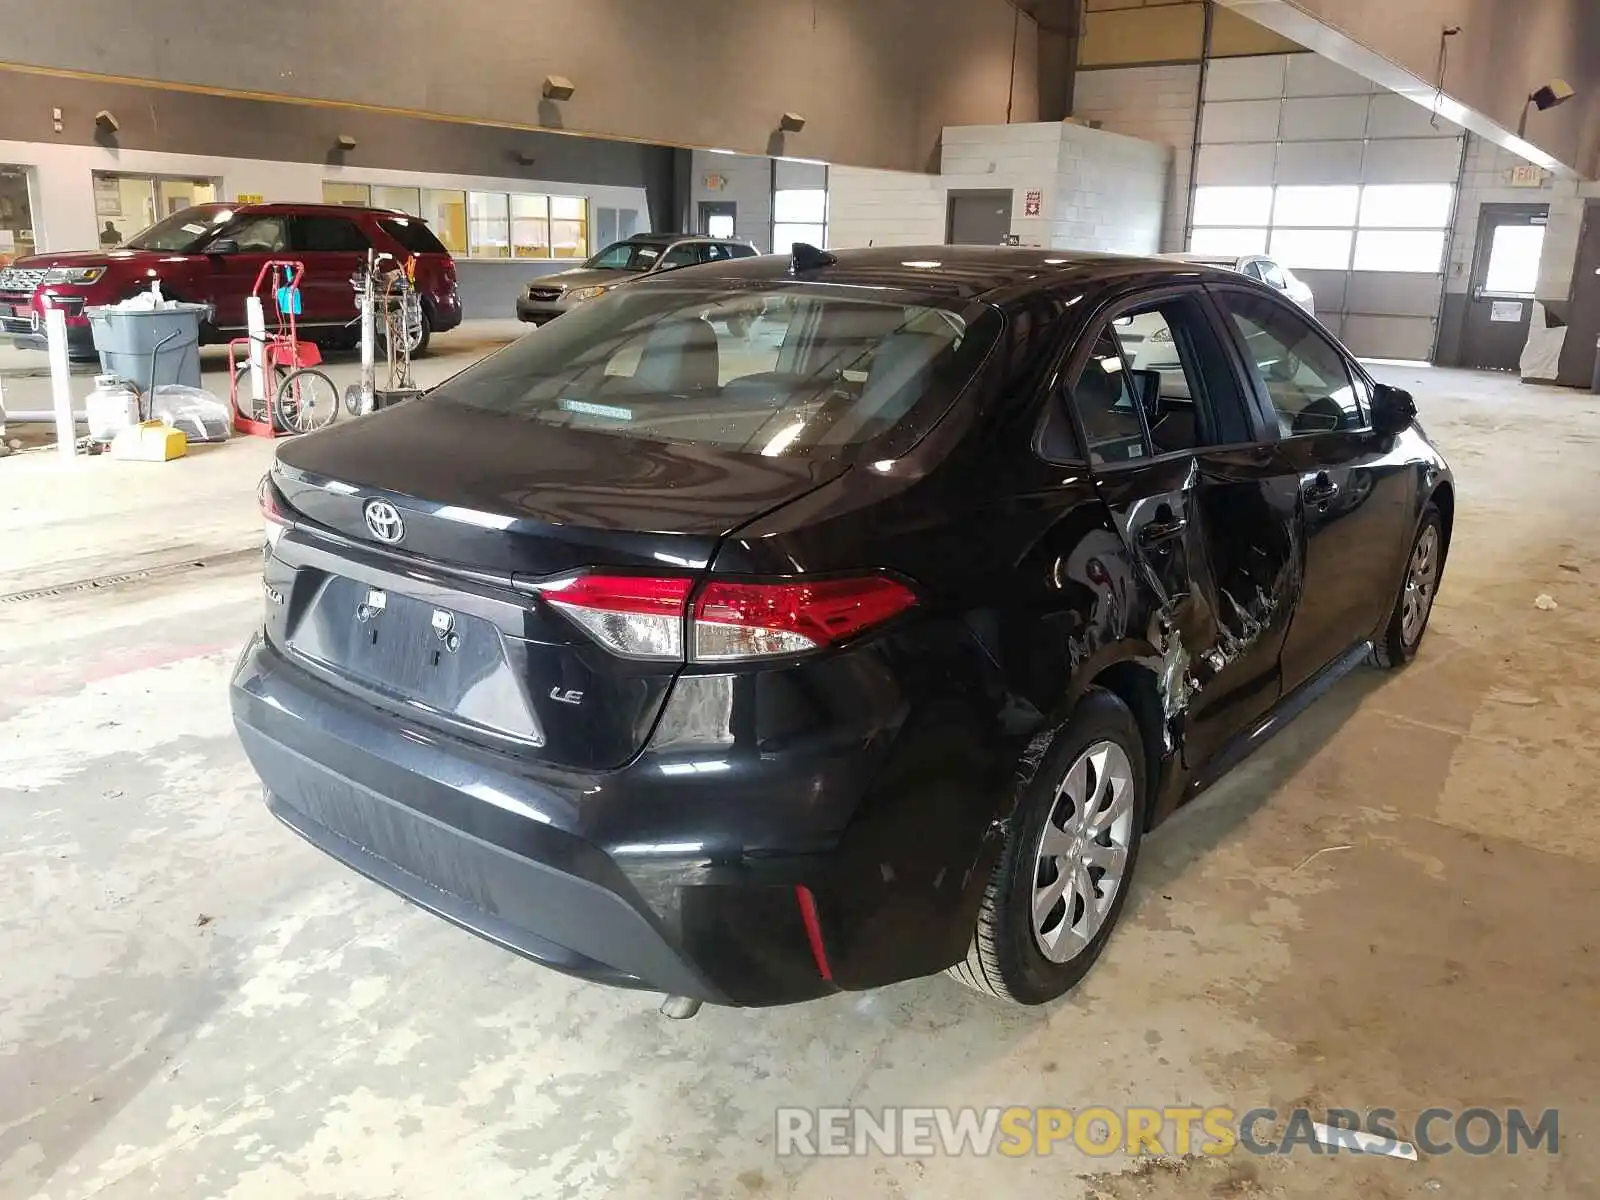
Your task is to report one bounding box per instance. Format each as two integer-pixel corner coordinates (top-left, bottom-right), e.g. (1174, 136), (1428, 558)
(363, 499), (405, 544)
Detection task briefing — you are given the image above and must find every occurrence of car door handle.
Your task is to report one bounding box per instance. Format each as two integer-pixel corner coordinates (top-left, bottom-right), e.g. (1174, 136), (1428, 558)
(1138, 517), (1188, 545)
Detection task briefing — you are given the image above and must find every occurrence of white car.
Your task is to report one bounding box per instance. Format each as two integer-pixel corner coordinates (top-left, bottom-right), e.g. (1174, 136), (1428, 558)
(1163, 253), (1316, 317)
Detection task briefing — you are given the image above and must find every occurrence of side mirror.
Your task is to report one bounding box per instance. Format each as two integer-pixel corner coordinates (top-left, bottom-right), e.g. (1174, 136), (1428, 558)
(206, 238), (240, 255)
(1370, 383), (1417, 436)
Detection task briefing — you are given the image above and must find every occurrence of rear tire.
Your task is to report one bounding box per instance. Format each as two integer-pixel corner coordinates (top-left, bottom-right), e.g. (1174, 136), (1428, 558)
(948, 688), (1147, 1004)
(1370, 503), (1444, 669)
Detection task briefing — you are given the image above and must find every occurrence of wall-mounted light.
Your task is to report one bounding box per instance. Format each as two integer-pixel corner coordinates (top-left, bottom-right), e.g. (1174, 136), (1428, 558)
(513, 150), (538, 167)
(1518, 78), (1575, 137)
(94, 110), (119, 134)
(335, 133), (358, 151)
(542, 75), (575, 101)
(779, 112), (807, 133)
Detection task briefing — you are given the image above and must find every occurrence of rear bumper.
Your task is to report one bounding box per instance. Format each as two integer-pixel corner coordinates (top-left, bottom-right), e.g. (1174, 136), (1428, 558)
(230, 618), (1016, 1006)
(231, 634), (845, 1005)
(428, 292), (464, 332)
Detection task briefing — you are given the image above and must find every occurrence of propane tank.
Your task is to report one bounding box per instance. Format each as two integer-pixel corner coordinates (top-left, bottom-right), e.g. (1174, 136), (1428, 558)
(85, 375), (141, 443)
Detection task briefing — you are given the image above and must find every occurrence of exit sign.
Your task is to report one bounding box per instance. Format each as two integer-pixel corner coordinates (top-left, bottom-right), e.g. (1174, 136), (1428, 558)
(1508, 165), (1546, 188)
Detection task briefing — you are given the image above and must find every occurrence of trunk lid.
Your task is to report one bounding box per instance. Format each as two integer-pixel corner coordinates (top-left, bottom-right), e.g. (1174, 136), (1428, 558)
(266, 397), (846, 769)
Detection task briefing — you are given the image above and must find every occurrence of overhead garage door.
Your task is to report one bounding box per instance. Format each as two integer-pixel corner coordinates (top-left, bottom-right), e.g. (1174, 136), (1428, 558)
(1190, 54), (1465, 361)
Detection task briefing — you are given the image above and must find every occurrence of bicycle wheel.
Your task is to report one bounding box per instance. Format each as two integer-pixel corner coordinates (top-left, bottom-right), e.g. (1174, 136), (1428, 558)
(275, 368), (340, 434)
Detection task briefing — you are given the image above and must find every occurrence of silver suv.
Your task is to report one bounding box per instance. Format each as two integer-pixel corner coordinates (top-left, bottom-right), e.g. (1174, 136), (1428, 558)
(515, 234), (759, 325)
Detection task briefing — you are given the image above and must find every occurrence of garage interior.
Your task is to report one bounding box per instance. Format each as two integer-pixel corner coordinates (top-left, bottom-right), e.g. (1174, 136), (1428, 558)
(2, 1), (1598, 1197)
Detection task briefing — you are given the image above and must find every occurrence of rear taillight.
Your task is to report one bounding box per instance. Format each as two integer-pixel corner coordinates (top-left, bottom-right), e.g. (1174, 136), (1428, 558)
(538, 574), (917, 662)
(542, 574), (694, 660)
(693, 578), (917, 660)
(258, 475), (294, 548)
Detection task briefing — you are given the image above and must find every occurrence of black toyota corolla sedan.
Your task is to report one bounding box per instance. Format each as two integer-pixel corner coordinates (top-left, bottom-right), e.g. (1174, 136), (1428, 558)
(232, 246), (1453, 1012)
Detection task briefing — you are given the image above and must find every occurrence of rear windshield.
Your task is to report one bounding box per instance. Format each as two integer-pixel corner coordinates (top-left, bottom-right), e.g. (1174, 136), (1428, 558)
(440, 284), (999, 458)
(378, 217), (449, 255)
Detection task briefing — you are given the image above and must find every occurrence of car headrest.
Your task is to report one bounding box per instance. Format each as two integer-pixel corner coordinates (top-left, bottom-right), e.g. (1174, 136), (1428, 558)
(633, 317), (720, 393)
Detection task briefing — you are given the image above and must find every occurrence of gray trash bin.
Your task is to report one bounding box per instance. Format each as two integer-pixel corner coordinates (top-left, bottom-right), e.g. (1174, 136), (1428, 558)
(85, 303), (208, 395)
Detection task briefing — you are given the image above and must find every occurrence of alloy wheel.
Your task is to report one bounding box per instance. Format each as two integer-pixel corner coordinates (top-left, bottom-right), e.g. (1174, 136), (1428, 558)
(1401, 525), (1440, 646)
(1030, 740), (1136, 963)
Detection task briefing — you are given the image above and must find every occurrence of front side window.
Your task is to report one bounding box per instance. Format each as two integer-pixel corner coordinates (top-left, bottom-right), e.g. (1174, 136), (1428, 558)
(1221, 291), (1365, 437)
(587, 241), (662, 271)
(218, 215), (288, 253)
(442, 285), (997, 459)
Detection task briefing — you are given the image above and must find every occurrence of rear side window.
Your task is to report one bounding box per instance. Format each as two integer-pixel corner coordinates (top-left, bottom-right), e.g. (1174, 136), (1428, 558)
(660, 244), (698, 269)
(378, 217), (449, 255)
(1069, 327), (1148, 465)
(1220, 291), (1365, 437)
(293, 216), (371, 252)
(697, 243), (730, 263)
(728, 243), (757, 259)
(441, 284), (999, 459)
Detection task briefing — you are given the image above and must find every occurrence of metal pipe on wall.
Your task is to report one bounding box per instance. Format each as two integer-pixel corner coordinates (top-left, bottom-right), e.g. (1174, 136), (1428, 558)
(1182, 0), (1215, 251)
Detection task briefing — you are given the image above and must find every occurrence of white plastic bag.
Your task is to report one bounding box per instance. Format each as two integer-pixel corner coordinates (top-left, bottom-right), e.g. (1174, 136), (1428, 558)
(1520, 303), (1566, 383)
(150, 384), (231, 442)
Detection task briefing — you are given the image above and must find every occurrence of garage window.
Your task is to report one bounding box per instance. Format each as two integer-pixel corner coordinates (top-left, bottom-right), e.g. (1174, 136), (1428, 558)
(774, 188), (827, 256)
(468, 191), (511, 258)
(1193, 182), (1454, 275)
(326, 182), (589, 260)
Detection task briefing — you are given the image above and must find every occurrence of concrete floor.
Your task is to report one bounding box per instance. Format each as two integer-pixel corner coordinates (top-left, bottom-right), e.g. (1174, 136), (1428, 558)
(2, 360), (1597, 1199)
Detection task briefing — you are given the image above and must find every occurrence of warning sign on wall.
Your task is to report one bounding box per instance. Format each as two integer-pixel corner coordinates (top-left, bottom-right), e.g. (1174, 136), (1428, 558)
(1023, 189), (1043, 217)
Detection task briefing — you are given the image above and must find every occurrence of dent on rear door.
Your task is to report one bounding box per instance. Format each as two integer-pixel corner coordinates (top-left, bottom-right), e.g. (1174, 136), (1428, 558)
(1092, 448), (1305, 769)
(1088, 456), (1217, 752)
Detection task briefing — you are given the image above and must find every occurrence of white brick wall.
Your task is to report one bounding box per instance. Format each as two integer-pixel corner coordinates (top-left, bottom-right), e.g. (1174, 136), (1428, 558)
(691, 150), (773, 251)
(940, 122), (1072, 247)
(827, 121), (1170, 256)
(826, 165), (947, 247)
(1445, 134), (1600, 301)
(1053, 123), (1169, 255)
(1073, 65), (1199, 252)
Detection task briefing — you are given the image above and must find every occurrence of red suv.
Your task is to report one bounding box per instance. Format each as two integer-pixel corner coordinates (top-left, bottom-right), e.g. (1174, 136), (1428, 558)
(0, 202), (461, 360)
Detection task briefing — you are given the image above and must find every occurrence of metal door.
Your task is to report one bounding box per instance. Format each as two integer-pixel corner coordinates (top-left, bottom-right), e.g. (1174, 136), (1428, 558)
(1462, 203), (1548, 371)
(946, 190), (1012, 246)
(697, 201), (736, 240)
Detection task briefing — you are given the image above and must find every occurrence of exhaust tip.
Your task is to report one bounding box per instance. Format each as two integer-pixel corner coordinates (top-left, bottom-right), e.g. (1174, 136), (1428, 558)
(660, 995), (703, 1019)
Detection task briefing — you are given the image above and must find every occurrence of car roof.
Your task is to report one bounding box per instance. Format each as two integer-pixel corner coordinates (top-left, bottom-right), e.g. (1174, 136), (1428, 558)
(1162, 252), (1246, 268)
(661, 245), (1243, 304)
(237, 201), (412, 218)
(622, 233), (748, 246)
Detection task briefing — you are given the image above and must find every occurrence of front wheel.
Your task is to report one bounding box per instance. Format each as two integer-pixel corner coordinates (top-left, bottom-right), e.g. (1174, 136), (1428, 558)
(949, 688), (1147, 1004)
(275, 368), (340, 434)
(1370, 503), (1444, 668)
